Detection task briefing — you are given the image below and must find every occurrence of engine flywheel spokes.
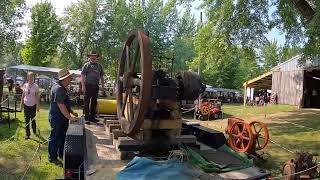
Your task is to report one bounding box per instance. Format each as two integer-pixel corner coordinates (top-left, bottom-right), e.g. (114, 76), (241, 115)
(249, 121), (269, 150)
(229, 121), (254, 153)
(116, 31), (152, 136)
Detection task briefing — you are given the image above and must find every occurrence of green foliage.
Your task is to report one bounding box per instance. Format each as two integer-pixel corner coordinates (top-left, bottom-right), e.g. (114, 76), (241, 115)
(59, 0), (99, 69)
(59, 0), (193, 78)
(260, 41), (302, 71)
(13, 0), (320, 88)
(272, 0), (305, 44)
(192, 0), (264, 89)
(0, 0), (25, 58)
(261, 40), (281, 70)
(21, 2), (62, 66)
(281, 45), (301, 61)
(190, 0), (316, 89)
(173, 8), (197, 71)
(272, 0), (318, 60)
(191, 21), (242, 88)
(303, 1), (320, 59)
(0, 43), (23, 69)
(201, 0), (270, 48)
(236, 48), (262, 88)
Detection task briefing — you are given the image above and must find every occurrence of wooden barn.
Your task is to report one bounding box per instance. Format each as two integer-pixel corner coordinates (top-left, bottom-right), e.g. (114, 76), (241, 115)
(244, 55), (320, 108)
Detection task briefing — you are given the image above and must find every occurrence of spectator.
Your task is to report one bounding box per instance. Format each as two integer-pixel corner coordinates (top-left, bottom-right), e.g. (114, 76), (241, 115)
(15, 83), (23, 95)
(21, 72), (40, 140)
(6, 77), (14, 95)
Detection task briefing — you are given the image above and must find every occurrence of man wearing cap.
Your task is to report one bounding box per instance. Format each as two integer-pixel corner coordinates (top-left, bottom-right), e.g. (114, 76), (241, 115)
(81, 51), (104, 123)
(48, 69), (78, 164)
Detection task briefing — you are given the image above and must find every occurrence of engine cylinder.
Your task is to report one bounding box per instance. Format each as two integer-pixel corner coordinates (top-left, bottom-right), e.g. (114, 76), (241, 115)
(176, 71), (204, 101)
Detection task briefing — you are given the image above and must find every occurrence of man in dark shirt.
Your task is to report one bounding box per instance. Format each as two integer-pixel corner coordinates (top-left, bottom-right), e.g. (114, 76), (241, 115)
(81, 51), (104, 123)
(48, 69), (78, 164)
(15, 83), (23, 95)
(7, 77), (14, 94)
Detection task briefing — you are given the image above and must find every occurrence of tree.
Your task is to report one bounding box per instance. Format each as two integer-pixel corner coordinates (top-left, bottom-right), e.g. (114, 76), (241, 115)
(0, 0), (25, 58)
(198, 0), (320, 63)
(21, 2), (62, 66)
(269, 0), (319, 60)
(59, 0), (99, 69)
(191, 0), (271, 89)
(235, 48), (262, 89)
(281, 45), (301, 61)
(272, 0), (305, 45)
(0, 43), (23, 68)
(173, 7), (197, 71)
(200, 0), (270, 49)
(190, 21), (242, 88)
(261, 40), (281, 70)
(60, 0), (181, 77)
(302, 1), (320, 60)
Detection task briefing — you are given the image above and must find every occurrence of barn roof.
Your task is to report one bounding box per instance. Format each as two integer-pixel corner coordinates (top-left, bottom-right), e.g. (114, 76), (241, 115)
(243, 71), (272, 89)
(271, 54), (320, 71)
(243, 53), (320, 89)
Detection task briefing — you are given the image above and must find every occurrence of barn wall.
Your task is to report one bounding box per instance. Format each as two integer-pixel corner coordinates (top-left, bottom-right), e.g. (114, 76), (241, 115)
(272, 70), (304, 106)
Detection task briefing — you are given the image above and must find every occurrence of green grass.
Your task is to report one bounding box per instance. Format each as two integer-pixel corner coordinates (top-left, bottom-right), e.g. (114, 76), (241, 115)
(221, 103), (298, 118)
(0, 103), (82, 180)
(261, 109), (320, 176)
(221, 104), (320, 176)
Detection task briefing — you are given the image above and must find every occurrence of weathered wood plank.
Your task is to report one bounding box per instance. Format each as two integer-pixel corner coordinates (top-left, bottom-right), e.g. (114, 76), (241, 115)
(272, 70), (304, 106)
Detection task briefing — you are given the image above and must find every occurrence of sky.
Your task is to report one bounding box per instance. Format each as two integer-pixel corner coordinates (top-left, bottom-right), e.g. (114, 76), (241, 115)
(21, 0), (285, 45)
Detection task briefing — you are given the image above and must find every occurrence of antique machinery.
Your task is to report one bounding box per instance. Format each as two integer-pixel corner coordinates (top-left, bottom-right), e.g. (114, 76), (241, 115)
(225, 118), (269, 154)
(283, 152), (319, 180)
(116, 31), (204, 150)
(194, 98), (223, 121)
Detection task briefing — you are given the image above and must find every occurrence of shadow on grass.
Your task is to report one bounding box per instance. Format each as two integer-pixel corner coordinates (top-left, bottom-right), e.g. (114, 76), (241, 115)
(0, 164), (49, 180)
(0, 103), (63, 179)
(260, 109), (320, 176)
(0, 119), (20, 141)
(272, 110), (320, 128)
(0, 134), (54, 179)
(268, 123), (315, 136)
(221, 112), (237, 119)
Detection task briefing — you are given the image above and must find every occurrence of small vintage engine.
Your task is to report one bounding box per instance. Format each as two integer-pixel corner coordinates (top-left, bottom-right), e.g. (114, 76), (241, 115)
(283, 152), (319, 180)
(116, 31), (204, 149)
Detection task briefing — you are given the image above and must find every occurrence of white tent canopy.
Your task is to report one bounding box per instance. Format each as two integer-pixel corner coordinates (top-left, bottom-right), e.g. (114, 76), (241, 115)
(37, 75), (51, 79)
(7, 64), (81, 76)
(205, 85), (240, 93)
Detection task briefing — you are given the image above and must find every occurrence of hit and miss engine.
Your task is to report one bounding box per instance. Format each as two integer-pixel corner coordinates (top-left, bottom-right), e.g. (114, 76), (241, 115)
(116, 31), (204, 145)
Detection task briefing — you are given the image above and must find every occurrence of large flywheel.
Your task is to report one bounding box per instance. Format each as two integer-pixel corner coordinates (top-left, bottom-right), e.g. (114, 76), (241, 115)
(116, 31), (152, 136)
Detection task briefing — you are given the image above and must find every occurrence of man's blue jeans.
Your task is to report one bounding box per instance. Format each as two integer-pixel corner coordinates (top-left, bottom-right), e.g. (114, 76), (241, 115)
(48, 117), (68, 161)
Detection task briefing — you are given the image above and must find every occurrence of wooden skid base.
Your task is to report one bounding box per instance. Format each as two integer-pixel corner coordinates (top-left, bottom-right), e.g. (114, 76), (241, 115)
(104, 124), (197, 160)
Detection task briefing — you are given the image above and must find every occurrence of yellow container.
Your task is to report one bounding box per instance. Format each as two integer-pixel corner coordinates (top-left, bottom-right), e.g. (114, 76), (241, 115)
(96, 99), (117, 115)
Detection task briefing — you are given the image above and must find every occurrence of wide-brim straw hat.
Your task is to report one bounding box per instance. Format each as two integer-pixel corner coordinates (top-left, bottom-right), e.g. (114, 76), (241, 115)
(87, 51), (99, 58)
(58, 69), (72, 81)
